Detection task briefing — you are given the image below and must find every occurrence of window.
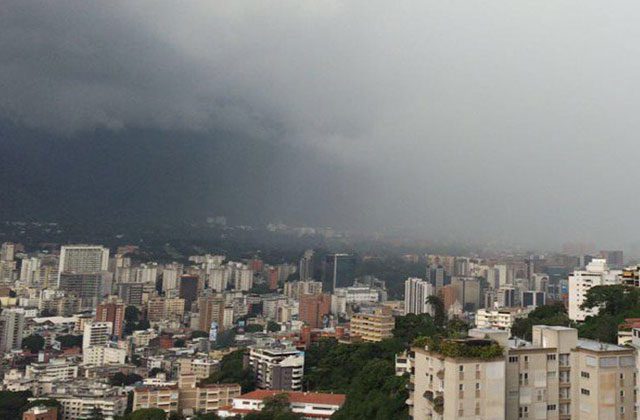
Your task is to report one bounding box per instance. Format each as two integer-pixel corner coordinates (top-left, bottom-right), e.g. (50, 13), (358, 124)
(581, 388), (591, 396)
(620, 390), (625, 397)
(476, 383), (481, 390)
(547, 371), (556, 379)
(524, 356), (529, 362)
(547, 404), (557, 411)
(547, 354), (556, 361)
(459, 365), (464, 372)
(519, 406), (529, 418)
(581, 371), (590, 379)
(509, 356), (519, 363)
(620, 373), (625, 380)
(459, 384), (464, 391)
(519, 373), (529, 386)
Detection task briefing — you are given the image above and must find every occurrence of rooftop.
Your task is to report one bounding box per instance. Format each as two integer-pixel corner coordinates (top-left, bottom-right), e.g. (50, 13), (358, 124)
(237, 390), (346, 406)
(577, 339), (630, 352)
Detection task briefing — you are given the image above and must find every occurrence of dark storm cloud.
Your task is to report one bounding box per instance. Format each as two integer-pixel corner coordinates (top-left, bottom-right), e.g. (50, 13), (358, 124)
(3, 1), (640, 249)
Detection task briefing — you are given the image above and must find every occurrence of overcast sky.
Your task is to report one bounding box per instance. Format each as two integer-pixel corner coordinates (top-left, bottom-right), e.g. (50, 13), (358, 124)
(2, 1), (640, 251)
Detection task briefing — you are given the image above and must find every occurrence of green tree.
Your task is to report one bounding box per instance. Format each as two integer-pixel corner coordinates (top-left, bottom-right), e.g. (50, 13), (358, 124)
(244, 324), (263, 333)
(267, 321), (281, 332)
(191, 330), (208, 339)
(249, 283), (271, 295)
(332, 359), (408, 420)
(426, 295), (445, 327)
(125, 306), (141, 321)
(128, 408), (167, 420)
(110, 373), (143, 386)
(148, 368), (165, 377)
(581, 285), (640, 316)
(56, 334), (83, 349)
(202, 350), (254, 393)
(0, 390), (32, 418)
(22, 334), (45, 353)
(511, 303), (571, 341)
(579, 285), (640, 343)
(393, 313), (439, 346)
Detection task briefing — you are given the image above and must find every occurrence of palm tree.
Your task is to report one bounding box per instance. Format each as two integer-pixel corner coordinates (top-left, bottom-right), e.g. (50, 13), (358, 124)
(426, 295), (445, 327)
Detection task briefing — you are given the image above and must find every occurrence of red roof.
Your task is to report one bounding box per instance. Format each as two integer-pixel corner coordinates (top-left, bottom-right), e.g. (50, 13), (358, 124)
(237, 390), (346, 406)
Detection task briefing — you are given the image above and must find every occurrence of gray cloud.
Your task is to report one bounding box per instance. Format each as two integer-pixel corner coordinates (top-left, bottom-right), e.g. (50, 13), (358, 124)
(2, 1), (640, 250)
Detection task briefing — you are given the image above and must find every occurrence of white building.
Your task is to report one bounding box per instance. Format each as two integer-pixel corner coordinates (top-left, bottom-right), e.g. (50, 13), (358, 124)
(332, 286), (380, 315)
(568, 259), (621, 321)
(220, 390), (346, 419)
(404, 277), (434, 315)
(58, 245), (109, 281)
(475, 307), (529, 332)
(208, 267), (230, 292)
(25, 358), (79, 381)
(247, 346), (305, 391)
(46, 381), (127, 420)
(0, 308), (25, 352)
(234, 266), (254, 291)
(83, 345), (127, 366)
(83, 322), (112, 349)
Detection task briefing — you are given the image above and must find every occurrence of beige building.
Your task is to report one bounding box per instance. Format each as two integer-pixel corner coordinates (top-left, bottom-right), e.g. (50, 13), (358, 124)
(410, 337), (506, 420)
(410, 326), (638, 420)
(133, 374), (240, 416)
(178, 358), (218, 380)
(147, 297), (185, 322)
(349, 307), (394, 342)
(197, 295), (225, 332)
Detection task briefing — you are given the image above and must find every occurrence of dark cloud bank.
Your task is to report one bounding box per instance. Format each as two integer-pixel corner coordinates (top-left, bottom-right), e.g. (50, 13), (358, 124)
(3, 1), (640, 250)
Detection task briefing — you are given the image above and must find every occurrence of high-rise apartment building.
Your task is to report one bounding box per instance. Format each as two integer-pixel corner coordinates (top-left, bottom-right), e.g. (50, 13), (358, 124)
(83, 322), (112, 349)
(58, 245), (109, 279)
(197, 295), (225, 332)
(521, 291), (546, 308)
(1, 242), (15, 262)
(410, 325), (637, 420)
(208, 267), (229, 292)
(323, 254), (356, 292)
(568, 259), (621, 321)
(299, 250), (315, 281)
(284, 280), (323, 299)
(234, 267), (254, 291)
(404, 277), (434, 315)
(599, 250), (624, 269)
(58, 273), (104, 310)
(427, 265), (446, 291)
(0, 308), (25, 352)
(298, 293), (331, 329)
(450, 276), (481, 312)
(248, 346), (305, 391)
(117, 282), (144, 306)
(179, 275), (199, 311)
(410, 337), (506, 419)
(96, 299), (125, 338)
